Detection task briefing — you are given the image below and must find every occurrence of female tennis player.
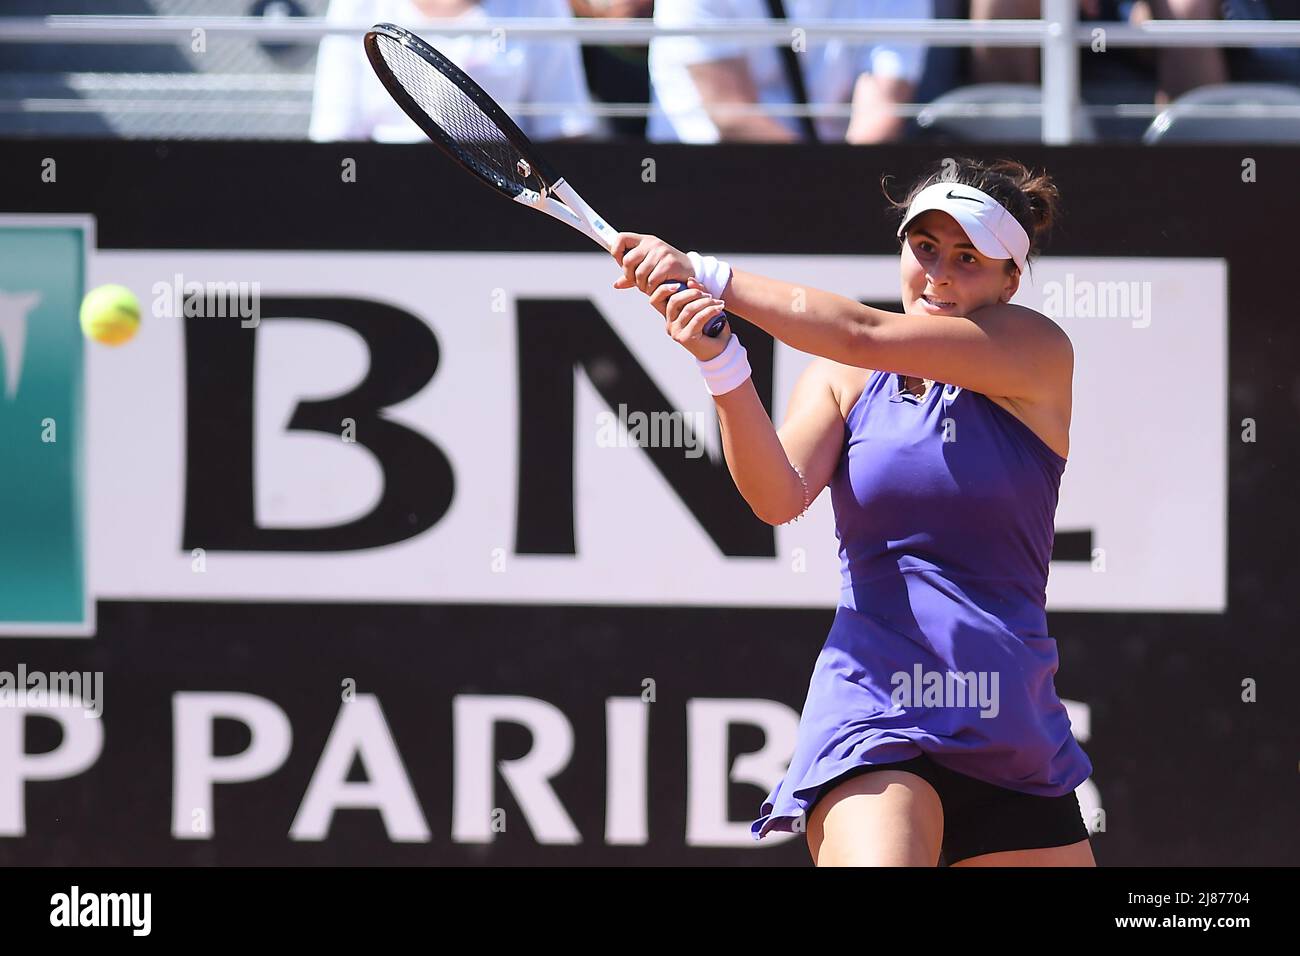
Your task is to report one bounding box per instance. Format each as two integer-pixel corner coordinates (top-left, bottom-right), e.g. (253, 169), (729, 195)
(612, 157), (1094, 867)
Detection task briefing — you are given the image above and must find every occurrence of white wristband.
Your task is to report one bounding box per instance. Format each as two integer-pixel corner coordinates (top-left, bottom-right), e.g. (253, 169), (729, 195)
(687, 251), (732, 299)
(695, 332), (751, 397)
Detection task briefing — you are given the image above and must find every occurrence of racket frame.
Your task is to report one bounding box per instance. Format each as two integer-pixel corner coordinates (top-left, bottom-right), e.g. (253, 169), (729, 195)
(363, 21), (726, 335)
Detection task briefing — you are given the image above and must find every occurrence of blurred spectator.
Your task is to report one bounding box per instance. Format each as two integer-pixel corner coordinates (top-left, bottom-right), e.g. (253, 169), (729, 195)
(970, 1), (1154, 85)
(648, 0), (933, 143)
(912, 0), (969, 105)
(570, 0), (652, 12)
(1150, 0), (1300, 104)
(310, 0), (605, 142)
(570, 0), (654, 139)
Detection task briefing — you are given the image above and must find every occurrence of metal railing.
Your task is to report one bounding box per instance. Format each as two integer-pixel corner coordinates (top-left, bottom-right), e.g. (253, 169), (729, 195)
(4, 2), (1300, 142)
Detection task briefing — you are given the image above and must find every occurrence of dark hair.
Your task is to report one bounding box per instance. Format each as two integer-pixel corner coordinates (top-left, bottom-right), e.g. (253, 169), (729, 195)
(883, 158), (1061, 277)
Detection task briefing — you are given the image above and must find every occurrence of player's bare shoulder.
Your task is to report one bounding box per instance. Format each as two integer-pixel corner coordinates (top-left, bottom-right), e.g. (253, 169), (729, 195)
(986, 302), (1074, 362)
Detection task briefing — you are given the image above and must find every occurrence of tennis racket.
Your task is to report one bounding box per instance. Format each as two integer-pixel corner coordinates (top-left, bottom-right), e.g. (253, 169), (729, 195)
(362, 21), (728, 338)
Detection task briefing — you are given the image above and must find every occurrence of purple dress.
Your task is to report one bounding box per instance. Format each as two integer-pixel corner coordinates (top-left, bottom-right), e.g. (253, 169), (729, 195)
(752, 371), (1092, 840)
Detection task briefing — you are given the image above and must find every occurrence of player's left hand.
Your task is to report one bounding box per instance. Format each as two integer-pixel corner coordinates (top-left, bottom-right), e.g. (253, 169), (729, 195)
(611, 233), (694, 294)
(650, 277), (730, 362)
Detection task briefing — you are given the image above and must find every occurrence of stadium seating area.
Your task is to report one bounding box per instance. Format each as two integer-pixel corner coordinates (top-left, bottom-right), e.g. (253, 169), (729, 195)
(2, 0), (1299, 142)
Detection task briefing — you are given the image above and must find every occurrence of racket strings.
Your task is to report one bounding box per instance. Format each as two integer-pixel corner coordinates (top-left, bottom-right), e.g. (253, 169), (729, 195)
(374, 35), (531, 193)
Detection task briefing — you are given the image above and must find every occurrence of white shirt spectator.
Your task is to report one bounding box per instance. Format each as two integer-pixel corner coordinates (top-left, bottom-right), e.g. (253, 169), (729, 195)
(649, 0), (932, 143)
(310, 0), (603, 142)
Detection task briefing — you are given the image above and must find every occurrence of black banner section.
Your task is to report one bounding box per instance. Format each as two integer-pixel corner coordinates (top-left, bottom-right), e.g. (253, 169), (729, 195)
(0, 599), (1293, 866)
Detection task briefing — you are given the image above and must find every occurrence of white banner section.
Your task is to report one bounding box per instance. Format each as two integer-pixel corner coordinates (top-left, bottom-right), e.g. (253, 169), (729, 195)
(87, 252), (1226, 612)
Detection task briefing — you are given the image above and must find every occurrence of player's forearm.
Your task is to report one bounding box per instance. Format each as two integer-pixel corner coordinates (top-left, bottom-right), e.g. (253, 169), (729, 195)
(723, 268), (879, 367)
(709, 377), (806, 525)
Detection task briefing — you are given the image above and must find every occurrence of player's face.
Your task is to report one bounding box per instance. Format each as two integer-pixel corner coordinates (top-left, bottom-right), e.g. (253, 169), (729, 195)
(900, 210), (1019, 318)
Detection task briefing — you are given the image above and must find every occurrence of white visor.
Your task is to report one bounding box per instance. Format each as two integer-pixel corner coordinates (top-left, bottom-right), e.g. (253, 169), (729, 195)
(895, 181), (1030, 274)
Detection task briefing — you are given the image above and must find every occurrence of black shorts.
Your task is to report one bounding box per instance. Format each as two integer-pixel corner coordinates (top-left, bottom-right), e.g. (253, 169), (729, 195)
(814, 752), (1090, 866)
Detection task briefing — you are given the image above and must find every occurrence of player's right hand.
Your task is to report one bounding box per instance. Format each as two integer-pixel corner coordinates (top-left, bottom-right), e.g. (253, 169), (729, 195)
(611, 232), (694, 295)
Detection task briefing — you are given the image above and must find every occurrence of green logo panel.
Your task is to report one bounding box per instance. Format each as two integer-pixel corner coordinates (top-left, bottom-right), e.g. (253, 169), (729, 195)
(0, 220), (89, 633)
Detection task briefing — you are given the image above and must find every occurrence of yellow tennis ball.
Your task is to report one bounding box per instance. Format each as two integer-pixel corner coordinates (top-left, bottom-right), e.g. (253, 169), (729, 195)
(80, 284), (141, 346)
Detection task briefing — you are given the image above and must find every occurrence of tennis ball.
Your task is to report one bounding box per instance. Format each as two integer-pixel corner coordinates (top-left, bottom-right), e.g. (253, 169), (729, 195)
(79, 284), (141, 346)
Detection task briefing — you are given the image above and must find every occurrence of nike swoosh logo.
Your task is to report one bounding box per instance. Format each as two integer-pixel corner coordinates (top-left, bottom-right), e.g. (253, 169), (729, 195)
(946, 190), (984, 204)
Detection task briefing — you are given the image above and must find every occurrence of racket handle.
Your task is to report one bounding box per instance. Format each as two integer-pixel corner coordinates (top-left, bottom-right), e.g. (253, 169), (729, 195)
(660, 280), (730, 338)
(702, 313), (729, 338)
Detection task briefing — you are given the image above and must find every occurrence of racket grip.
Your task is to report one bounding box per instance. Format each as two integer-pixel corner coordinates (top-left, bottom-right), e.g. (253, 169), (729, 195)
(703, 313), (729, 338)
(659, 280), (730, 338)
